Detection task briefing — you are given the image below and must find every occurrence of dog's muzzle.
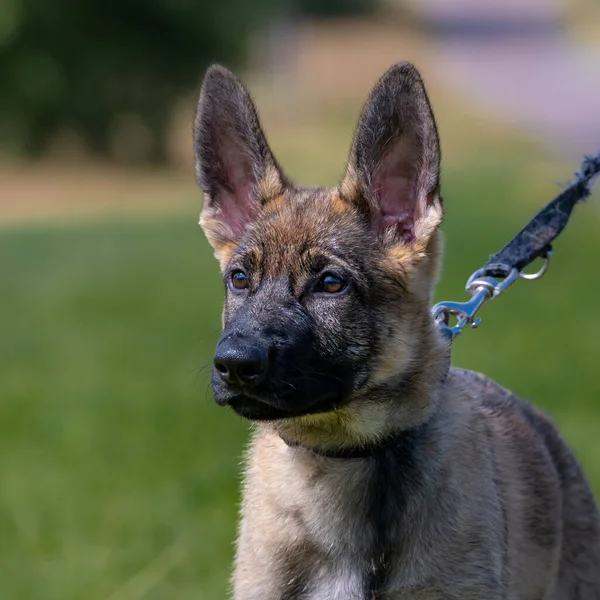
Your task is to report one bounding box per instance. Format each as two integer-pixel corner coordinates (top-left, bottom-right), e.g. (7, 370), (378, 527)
(210, 332), (352, 421)
(213, 336), (269, 391)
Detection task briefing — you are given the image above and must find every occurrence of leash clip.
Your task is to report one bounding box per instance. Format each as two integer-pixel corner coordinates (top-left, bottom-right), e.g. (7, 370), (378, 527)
(432, 252), (551, 340)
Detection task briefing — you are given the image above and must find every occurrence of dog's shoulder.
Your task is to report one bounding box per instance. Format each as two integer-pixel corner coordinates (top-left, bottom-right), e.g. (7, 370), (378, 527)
(449, 366), (549, 427)
(448, 366), (597, 520)
(447, 366), (575, 503)
(447, 368), (600, 585)
(448, 367), (570, 455)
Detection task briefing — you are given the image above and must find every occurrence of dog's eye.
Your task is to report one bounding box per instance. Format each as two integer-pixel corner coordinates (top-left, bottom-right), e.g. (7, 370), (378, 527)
(315, 273), (347, 294)
(230, 269), (249, 291)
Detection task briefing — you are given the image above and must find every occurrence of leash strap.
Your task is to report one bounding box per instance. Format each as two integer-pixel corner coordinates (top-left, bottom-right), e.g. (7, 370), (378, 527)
(484, 152), (600, 277)
(433, 151), (600, 340)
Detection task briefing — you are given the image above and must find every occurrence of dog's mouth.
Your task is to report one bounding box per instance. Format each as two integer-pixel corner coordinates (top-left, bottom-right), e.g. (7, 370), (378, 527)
(225, 392), (344, 421)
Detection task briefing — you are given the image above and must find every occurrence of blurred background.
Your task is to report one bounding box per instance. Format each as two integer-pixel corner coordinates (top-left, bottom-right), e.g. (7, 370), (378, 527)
(1, 0), (600, 597)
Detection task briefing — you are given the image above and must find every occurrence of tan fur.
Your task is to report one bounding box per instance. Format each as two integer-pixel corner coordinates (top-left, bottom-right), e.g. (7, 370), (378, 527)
(264, 194), (286, 211)
(339, 164), (360, 201)
(259, 163), (286, 200)
(330, 193), (354, 215)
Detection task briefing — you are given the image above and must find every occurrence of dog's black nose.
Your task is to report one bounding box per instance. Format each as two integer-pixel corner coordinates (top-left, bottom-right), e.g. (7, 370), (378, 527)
(214, 338), (269, 387)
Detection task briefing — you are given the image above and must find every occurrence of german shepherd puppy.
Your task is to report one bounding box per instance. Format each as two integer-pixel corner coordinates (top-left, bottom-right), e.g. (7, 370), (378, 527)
(193, 63), (600, 599)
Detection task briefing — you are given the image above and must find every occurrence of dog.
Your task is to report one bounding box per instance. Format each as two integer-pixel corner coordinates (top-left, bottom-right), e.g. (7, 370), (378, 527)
(193, 62), (600, 599)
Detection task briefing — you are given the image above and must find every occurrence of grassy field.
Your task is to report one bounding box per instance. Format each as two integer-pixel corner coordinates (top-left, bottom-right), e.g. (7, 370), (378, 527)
(2, 143), (600, 597)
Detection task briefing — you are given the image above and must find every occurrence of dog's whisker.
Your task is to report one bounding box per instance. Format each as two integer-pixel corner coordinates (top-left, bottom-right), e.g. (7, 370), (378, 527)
(192, 363), (212, 388)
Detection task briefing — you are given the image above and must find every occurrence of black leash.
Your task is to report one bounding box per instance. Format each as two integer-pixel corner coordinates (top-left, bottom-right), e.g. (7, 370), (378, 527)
(433, 151), (600, 340)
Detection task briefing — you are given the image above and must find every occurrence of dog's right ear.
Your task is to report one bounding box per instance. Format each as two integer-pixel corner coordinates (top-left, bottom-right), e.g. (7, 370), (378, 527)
(194, 65), (286, 264)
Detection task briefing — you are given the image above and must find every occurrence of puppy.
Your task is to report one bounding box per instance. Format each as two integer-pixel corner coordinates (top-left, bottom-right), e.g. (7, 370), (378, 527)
(194, 62), (600, 599)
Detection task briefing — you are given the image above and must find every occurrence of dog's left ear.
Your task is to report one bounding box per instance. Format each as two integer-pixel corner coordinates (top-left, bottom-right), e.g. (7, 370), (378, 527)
(341, 63), (442, 248)
(194, 65), (287, 263)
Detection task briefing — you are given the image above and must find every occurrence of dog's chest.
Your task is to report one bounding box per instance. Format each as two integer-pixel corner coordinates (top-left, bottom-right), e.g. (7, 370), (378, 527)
(299, 560), (444, 600)
(278, 455), (433, 599)
(270, 445), (504, 600)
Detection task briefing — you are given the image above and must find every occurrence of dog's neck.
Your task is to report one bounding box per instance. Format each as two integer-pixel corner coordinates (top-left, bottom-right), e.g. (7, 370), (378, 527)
(279, 427), (414, 459)
(271, 324), (451, 458)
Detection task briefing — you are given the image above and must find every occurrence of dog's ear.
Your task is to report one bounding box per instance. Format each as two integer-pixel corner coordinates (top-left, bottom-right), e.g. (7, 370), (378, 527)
(194, 65), (287, 262)
(341, 63), (442, 248)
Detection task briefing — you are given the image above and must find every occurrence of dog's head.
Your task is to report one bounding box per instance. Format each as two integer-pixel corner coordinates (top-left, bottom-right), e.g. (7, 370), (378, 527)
(194, 63), (447, 449)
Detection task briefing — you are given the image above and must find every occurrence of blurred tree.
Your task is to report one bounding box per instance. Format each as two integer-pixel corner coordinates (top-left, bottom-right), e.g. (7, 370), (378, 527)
(295, 0), (373, 18)
(0, 0), (276, 163)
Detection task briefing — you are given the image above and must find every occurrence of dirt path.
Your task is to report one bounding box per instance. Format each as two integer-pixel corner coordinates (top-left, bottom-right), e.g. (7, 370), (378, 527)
(0, 163), (197, 226)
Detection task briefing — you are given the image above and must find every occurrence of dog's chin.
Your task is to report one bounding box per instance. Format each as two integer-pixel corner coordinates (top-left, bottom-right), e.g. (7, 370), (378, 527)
(222, 392), (344, 422)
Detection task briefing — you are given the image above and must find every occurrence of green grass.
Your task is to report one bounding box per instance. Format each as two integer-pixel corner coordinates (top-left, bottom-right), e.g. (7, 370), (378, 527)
(1, 161), (599, 598)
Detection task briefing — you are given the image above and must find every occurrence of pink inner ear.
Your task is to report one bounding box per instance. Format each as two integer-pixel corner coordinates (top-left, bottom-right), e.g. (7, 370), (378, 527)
(215, 146), (261, 241)
(374, 172), (418, 243)
(218, 181), (258, 241)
